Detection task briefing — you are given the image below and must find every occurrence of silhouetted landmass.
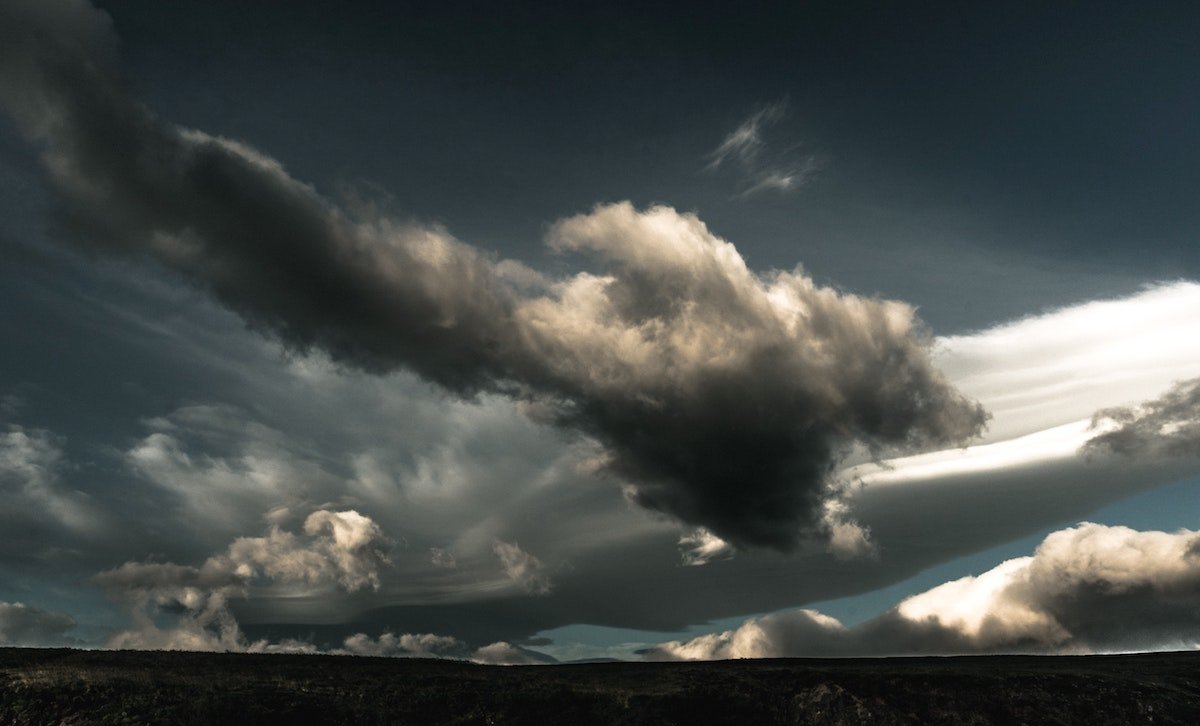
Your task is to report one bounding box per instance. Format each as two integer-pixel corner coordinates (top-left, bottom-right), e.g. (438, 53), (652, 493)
(2, 647), (1200, 724)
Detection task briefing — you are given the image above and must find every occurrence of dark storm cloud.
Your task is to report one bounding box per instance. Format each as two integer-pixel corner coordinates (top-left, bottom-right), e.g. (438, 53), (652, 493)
(0, 0), (986, 550)
(1084, 377), (1200, 459)
(0, 601), (80, 647)
(648, 523), (1200, 659)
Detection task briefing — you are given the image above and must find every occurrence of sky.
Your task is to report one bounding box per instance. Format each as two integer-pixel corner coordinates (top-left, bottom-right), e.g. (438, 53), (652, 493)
(2, 0), (1200, 662)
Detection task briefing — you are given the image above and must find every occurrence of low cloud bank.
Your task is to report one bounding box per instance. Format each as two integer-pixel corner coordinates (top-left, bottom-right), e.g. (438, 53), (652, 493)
(85, 506), (550, 664)
(648, 522), (1200, 659)
(0, 0), (986, 550)
(0, 601), (79, 647)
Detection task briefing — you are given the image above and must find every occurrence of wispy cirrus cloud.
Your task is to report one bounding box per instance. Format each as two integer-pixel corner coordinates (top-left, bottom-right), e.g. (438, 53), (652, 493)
(706, 98), (822, 199)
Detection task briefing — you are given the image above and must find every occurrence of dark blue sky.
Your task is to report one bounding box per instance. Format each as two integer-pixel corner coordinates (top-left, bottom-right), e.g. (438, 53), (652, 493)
(86, 0), (1200, 331)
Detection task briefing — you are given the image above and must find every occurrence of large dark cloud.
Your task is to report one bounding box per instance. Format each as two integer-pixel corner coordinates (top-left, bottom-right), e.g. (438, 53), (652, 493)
(0, 0), (986, 549)
(647, 522), (1200, 659)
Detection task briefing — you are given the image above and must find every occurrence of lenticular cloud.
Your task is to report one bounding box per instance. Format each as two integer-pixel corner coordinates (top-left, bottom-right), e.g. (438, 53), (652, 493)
(0, 0), (987, 549)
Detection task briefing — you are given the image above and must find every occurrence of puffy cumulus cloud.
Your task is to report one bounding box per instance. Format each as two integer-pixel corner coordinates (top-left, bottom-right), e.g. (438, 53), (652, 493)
(0, 0), (985, 551)
(1084, 377), (1200, 459)
(93, 508), (391, 651)
(493, 541), (553, 595)
(299, 510), (392, 591)
(328, 632), (557, 664)
(338, 631), (467, 659)
(525, 203), (986, 549)
(0, 601), (80, 646)
(647, 523), (1200, 660)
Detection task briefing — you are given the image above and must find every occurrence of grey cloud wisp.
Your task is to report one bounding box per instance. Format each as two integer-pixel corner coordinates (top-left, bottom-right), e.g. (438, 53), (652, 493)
(1084, 377), (1200, 460)
(0, 0), (987, 550)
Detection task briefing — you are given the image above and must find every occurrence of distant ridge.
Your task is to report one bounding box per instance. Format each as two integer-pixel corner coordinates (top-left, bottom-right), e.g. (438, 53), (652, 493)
(2, 648), (1199, 724)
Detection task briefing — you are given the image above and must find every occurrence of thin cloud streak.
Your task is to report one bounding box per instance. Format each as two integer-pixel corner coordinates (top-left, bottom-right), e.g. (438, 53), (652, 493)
(707, 98), (822, 199)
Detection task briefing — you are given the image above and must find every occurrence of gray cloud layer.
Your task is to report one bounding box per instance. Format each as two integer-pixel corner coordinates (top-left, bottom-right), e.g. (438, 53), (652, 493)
(648, 522), (1200, 659)
(0, 0), (985, 550)
(0, 601), (79, 647)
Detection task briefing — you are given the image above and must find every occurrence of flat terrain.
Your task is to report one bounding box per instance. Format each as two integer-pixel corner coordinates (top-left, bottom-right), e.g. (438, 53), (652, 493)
(2, 648), (1199, 724)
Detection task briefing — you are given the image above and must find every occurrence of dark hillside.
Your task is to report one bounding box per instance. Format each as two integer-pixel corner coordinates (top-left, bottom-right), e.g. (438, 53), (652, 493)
(2, 648), (1199, 724)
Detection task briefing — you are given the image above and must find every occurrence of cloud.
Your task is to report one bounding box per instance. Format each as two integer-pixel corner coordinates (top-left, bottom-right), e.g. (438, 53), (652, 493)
(334, 632), (557, 664)
(470, 641), (557, 665)
(678, 528), (734, 566)
(7, 281), (1200, 648)
(707, 100), (786, 169)
(0, 601), (80, 646)
(707, 99), (821, 198)
(429, 548), (457, 569)
(647, 522), (1200, 659)
(0, 0), (986, 551)
(933, 281), (1200, 443)
(1084, 377), (1200, 459)
(338, 631), (467, 658)
(493, 541), (553, 595)
(92, 508), (392, 651)
(530, 202), (987, 549)
(123, 405), (343, 539)
(0, 423), (100, 536)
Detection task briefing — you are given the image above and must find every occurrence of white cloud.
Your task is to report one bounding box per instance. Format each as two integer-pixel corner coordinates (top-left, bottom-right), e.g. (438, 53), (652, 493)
(707, 99), (820, 198)
(93, 508), (392, 651)
(678, 528), (734, 566)
(124, 405), (341, 538)
(493, 541), (552, 595)
(0, 424), (99, 534)
(708, 100), (786, 169)
(933, 281), (1200, 442)
(338, 631), (466, 658)
(649, 522), (1200, 659)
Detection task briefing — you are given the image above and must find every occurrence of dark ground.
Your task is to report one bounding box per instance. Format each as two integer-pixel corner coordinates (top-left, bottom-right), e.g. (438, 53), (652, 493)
(2, 648), (1199, 725)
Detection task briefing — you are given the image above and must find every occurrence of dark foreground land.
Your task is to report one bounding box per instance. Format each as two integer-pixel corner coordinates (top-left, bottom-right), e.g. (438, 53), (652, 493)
(3, 648), (1200, 725)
